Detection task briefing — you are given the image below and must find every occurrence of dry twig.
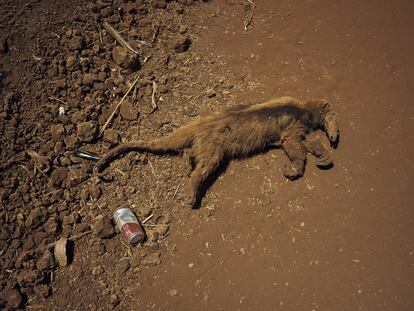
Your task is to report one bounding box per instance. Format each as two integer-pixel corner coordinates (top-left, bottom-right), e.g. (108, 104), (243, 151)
(49, 96), (69, 106)
(45, 230), (93, 249)
(151, 81), (158, 112)
(99, 75), (140, 137)
(142, 213), (154, 224)
(244, 0), (256, 31)
(103, 22), (140, 54)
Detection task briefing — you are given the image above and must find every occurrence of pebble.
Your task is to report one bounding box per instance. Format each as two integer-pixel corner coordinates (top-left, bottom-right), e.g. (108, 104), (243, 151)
(54, 237), (68, 267)
(118, 260), (131, 274)
(103, 128), (120, 146)
(110, 294), (120, 307)
(68, 36), (86, 50)
(50, 124), (66, 141)
(152, 0), (168, 9)
(77, 121), (97, 142)
(120, 101), (138, 121)
(112, 46), (140, 71)
(167, 289), (178, 296)
(141, 252), (161, 267)
(17, 270), (43, 287)
(94, 215), (115, 239)
(174, 36), (192, 53)
(67, 168), (88, 187)
(33, 284), (50, 298)
(0, 288), (23, 308)
(50, 167), (68, 186)
(36, 251), (56, 271)
(205, 89), (216, 98)
(82, 73), (96, 87)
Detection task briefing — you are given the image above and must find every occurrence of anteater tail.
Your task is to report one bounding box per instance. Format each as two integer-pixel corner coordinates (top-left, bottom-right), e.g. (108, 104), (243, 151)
(94, 125), (195, 173)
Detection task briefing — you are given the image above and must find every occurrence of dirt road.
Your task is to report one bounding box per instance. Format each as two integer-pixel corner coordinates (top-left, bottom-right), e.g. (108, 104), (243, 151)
(132, 1), (414, 310)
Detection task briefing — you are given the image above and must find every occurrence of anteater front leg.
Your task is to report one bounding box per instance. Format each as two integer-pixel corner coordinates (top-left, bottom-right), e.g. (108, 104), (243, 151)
(303, 132), (333, 167)
(281, 137), (307, 180)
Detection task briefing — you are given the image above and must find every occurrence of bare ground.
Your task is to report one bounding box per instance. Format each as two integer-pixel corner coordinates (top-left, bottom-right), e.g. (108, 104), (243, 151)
(1, 0), (413, 310)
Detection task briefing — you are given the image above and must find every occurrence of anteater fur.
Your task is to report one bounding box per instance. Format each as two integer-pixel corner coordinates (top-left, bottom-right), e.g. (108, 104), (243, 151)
(94, 96), (339, 206)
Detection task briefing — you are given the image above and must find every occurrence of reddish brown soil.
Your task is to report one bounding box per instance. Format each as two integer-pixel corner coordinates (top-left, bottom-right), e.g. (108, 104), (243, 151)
(1, 0), (414, 310)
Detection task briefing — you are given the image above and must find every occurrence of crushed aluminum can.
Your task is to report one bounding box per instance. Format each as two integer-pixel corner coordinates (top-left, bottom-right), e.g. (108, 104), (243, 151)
(74, 149), (100, 161)
(113, 208), (145, 246)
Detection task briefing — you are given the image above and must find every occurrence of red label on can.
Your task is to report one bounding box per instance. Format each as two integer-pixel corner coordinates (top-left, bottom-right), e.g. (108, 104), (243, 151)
(121, 223), (145, 244)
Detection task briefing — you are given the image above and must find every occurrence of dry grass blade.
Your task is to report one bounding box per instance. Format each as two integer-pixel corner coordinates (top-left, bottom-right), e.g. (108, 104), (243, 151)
(99, 75), (140, 137)
(45, 230), (93, 249)
(103, 22), (140, 54)
(49, 96), (69, 106)
(244, 0), (256, 31)
(151, 81), (158, 112)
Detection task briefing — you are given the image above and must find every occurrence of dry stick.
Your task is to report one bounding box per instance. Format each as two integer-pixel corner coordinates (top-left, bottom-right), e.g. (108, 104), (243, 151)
(49, 96), (69, 106)
(99, 75), (140, 137)
(45, 230), (93, 249)
(244, 0), (256, 31)
(152, 25), (160, 43)
(142, 213), (154, 224)
(151, 81), (158, 112)
(103, 22), (140, 54)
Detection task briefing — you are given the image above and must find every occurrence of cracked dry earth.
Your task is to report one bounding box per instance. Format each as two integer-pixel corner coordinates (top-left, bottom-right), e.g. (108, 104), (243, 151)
(1, 0), (414, 310)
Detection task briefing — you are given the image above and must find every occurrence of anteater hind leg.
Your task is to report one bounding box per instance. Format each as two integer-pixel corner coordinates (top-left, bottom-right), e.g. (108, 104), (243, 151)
(186, 147), (223, 207)
(281, 137), (307, 180)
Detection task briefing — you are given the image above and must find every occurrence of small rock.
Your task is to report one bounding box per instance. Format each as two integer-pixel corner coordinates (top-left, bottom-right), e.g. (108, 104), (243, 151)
(167, 289), (178, 297)
(64, 135), (78, 150)
(50, 167), (68, 186)
(71, 111), (87, 123)
(68, 36), (86, 50)
(141, 252), (161, 267)
(63, 213), (79, 225)
(33, 284), (51, 298)
(156, 224), (169, 237)
(82, 73), (96, 87)
(77, 121), (97, 142)
(240, 248), (248, 255)
(110, 294), (120, 307)
(54, 237), (68, 267)
(112, 46), (140, 71)
(92, 264), (104, 275)
(0, 288), (22, 309)
(174, 36), (191, 53)
(94, 215), (115, 239)
(17, 270), (43, 287)
(67, 168), (88, 187)
(43, 217), (59, 234)
(51, 124), (66, 141)
(36, 251), (56, 271)
(76, 223), (91, 233)
(103, 128), (120, 146)
(178, 25), (187, 34)
(153, 0), (168, 9)
(25, 207), (43, 228)
(120, 101), (138, 121)
(205, 89), (216, 98)
(118, 260), (131, 273)
(90, 184), (102, 200)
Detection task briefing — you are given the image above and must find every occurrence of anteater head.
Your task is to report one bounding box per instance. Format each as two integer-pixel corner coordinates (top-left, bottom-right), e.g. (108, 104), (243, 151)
(305, 100), (339, 145)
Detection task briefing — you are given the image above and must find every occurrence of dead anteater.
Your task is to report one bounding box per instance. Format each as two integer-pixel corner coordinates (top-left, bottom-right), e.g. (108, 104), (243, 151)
(94, 96), (339, 206)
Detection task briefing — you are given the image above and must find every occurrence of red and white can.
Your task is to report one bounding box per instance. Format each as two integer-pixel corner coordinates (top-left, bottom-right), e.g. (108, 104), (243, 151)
(113, 208), (145, 246)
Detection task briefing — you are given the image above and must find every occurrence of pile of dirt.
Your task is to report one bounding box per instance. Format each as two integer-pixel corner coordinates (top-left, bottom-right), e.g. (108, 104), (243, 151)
(0, 0), (254, 309)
